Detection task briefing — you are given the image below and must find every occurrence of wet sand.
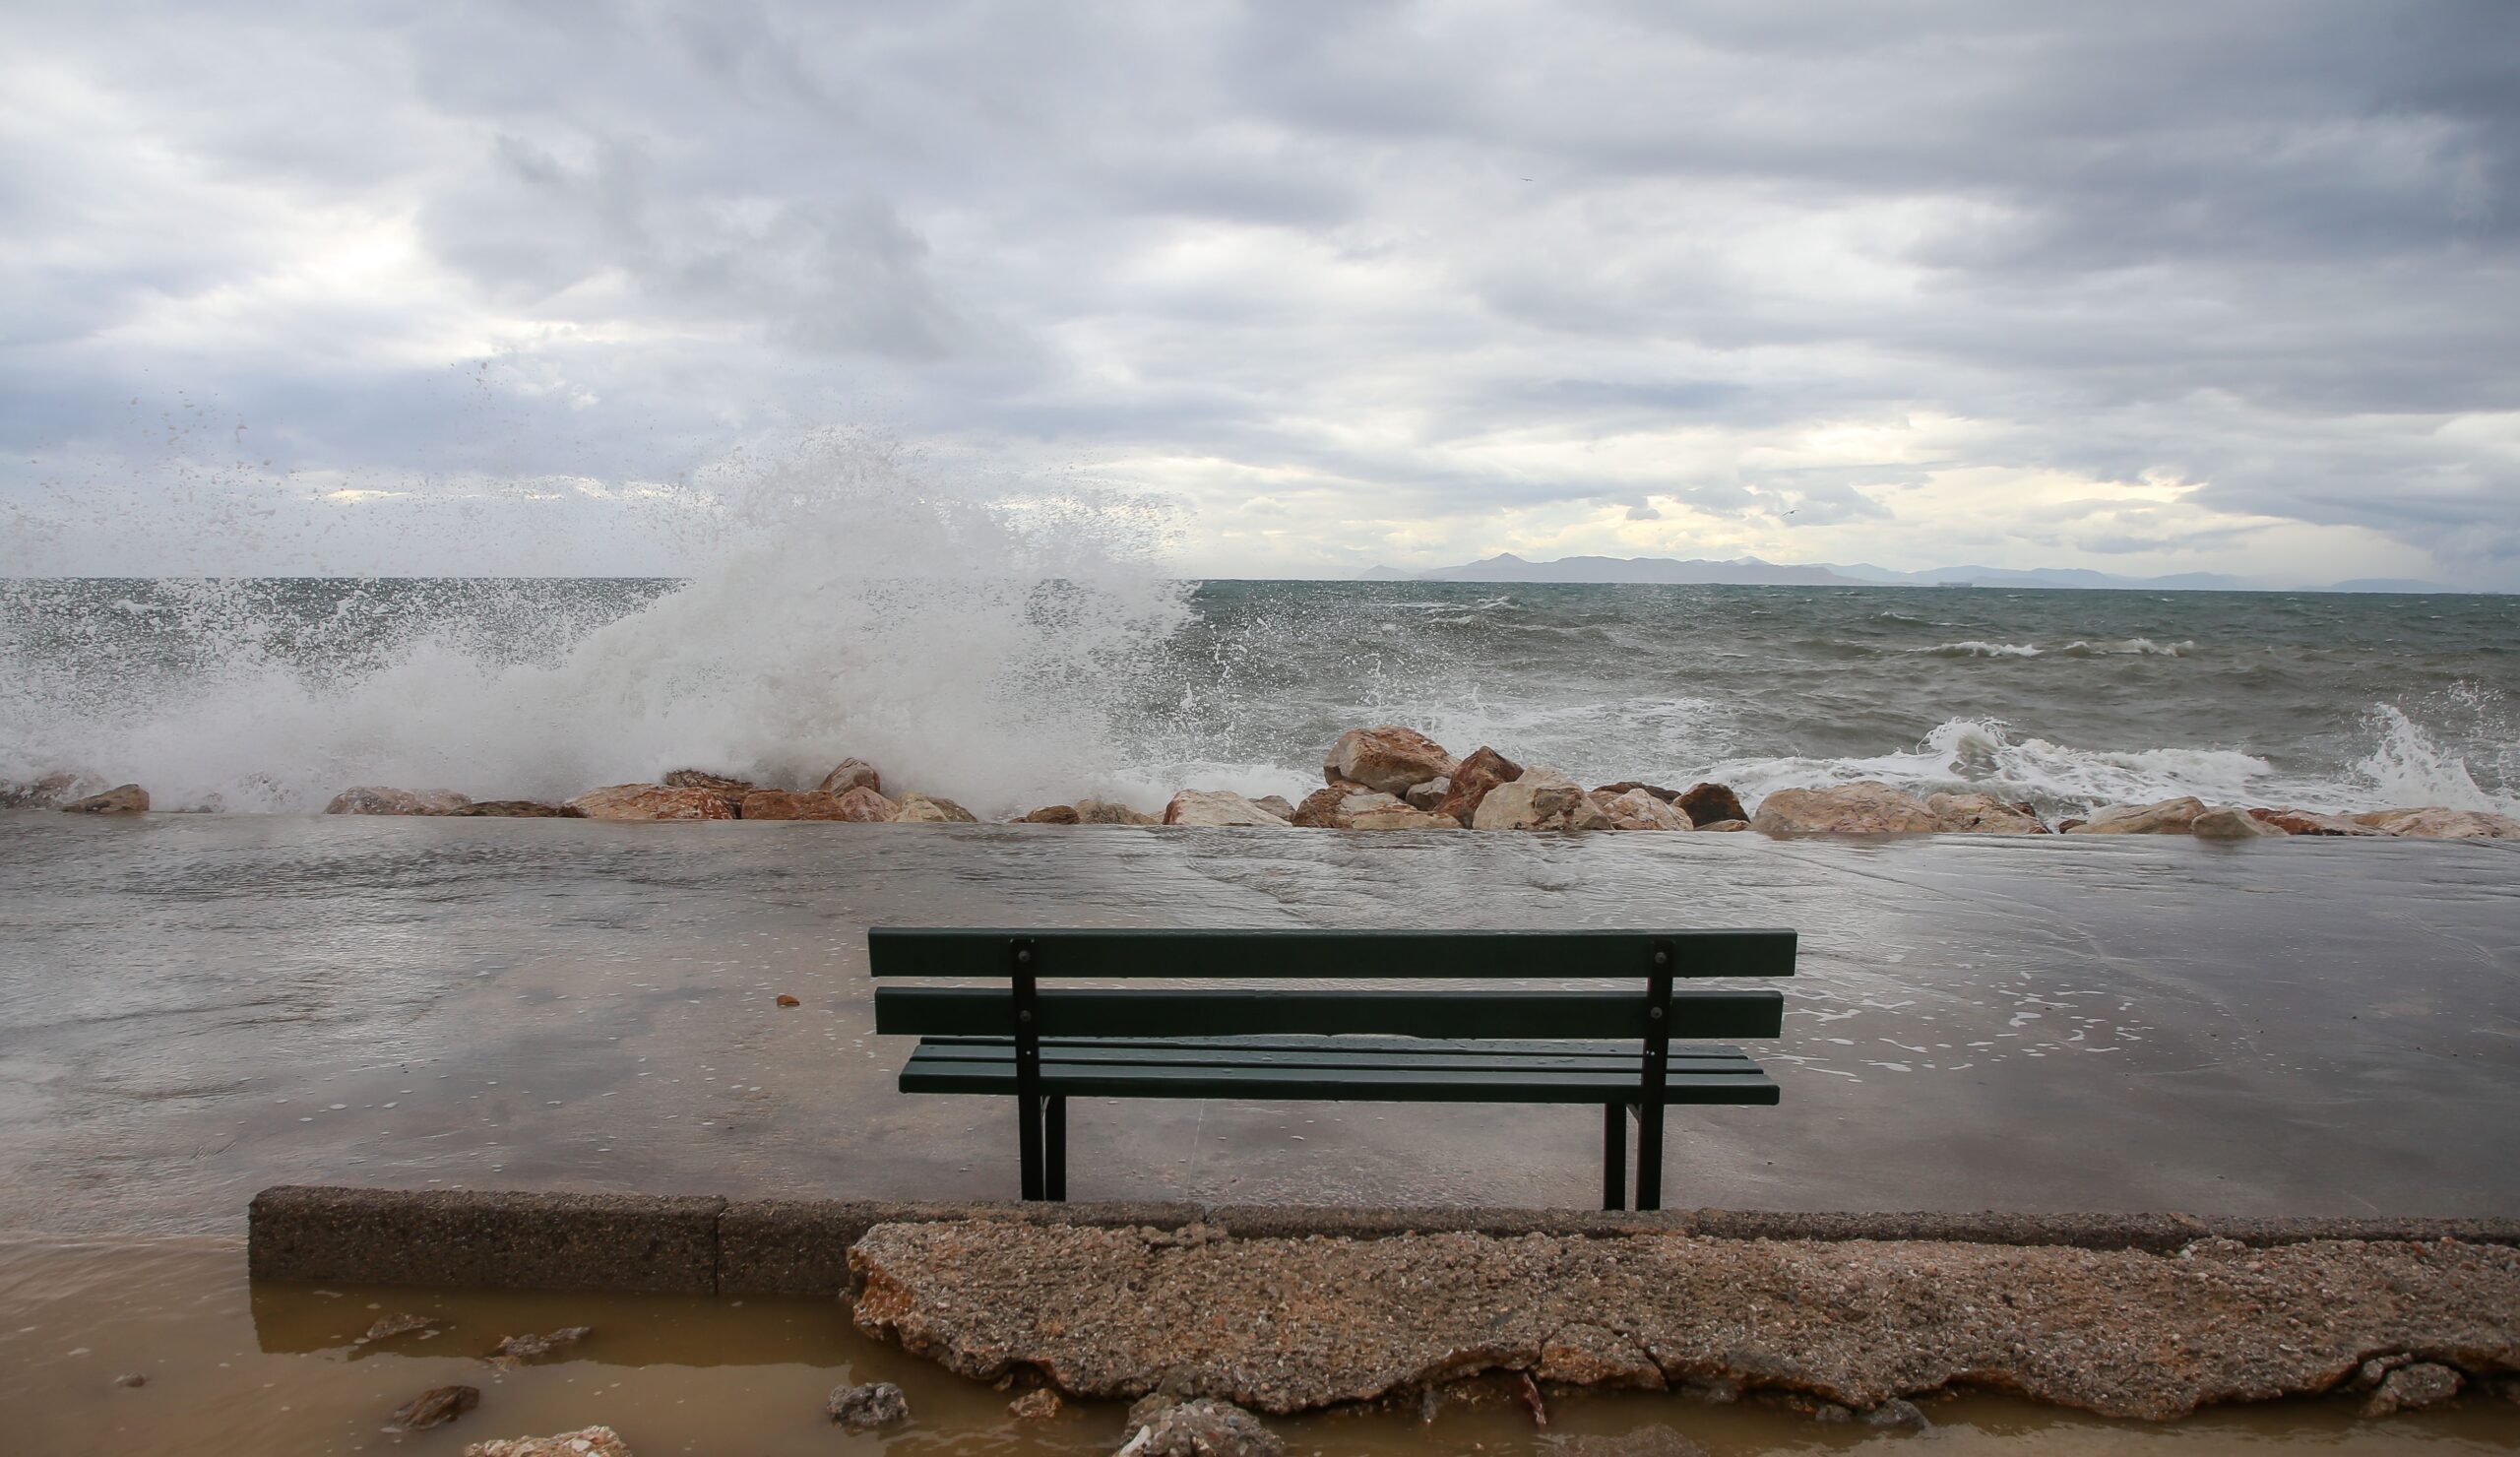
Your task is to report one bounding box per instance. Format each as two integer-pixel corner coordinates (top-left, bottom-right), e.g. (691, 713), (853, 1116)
(3, 1236), (2515, 1455)
(1, 813), (2514, 1235)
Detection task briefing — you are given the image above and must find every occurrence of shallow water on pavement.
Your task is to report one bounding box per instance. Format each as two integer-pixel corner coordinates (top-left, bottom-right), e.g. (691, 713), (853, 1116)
(2, 1238), (2513, 1456)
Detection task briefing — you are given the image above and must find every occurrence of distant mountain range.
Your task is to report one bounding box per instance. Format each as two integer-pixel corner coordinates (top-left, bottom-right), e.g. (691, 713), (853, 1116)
(1354, 553), (2468, 594)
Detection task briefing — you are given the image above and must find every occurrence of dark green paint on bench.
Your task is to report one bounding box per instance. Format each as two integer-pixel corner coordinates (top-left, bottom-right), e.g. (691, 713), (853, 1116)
(868, 926), (1796, 980)
(874, 987), (1785, 1040)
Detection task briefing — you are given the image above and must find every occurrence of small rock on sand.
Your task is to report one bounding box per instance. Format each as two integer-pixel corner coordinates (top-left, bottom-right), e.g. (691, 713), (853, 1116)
(776, 994), (800, 1007)
(112, 1372), (147, 1388)
(827, 1380), (911, 1431)
(390, 1384), (480, 1430)
(464, 1427), (633, 1457)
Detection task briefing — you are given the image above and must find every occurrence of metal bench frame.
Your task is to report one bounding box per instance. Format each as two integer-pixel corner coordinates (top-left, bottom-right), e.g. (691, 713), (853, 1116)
(870, 927), (1796, 1211)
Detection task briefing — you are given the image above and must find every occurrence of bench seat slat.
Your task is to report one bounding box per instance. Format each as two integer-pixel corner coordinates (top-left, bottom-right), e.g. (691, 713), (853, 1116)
(876, 986), (1784, 1040)
(916, 1034), (1704, 1059)
(899, 1058), (1782, 1105)
(868, 926), (1796, 980)
(907, 1042), (1762, 1076)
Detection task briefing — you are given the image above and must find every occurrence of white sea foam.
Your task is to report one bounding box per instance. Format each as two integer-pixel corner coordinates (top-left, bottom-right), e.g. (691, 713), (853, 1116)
(1912, 641), (2044, 658)
(2346, 694), (2519, 815)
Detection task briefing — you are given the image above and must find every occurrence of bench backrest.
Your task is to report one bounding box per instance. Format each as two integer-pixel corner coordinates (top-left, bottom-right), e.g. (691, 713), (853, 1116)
(870, 927), (1796, 1041)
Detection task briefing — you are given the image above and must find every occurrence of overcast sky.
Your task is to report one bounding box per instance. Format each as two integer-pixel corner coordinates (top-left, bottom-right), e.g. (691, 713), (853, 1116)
(4, 1), (2516, 584)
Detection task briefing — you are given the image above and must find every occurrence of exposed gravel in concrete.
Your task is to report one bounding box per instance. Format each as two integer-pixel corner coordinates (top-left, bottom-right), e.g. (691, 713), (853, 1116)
(849, 1222), (2520, 1421)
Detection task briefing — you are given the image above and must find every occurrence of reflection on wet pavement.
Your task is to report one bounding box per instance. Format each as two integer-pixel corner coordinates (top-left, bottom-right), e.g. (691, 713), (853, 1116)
(0, 814), (2515, 1235)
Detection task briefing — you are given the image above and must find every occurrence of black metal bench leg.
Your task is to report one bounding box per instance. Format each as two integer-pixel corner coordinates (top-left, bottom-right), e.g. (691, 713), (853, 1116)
(1017, 1093), (1043, 1201)
(1602, 1103), (1626, 1210)
(1635, 1100), (1666, 1212)
(1044, 1095), (1067, 1202)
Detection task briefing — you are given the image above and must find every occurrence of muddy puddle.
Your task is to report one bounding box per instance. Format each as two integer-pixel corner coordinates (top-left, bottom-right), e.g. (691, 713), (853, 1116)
(1, 1238), (2512, 1455)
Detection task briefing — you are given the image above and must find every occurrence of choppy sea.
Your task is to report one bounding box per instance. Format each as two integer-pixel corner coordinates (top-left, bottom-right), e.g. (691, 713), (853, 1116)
(2, 575), (2512, 820)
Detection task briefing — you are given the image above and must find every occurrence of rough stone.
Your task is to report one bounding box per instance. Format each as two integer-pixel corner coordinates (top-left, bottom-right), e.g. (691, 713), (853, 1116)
(1163, 791), (1292, 828)
(1291, 783), (1370, 827)
(831, 786), (899, 822)
(1696, 819), (1750, 832)
(248, 1185), (724, 1293)
(390, 1384), (480, 1430)
(1324, 726), (1457, 795)
(1538, 1321), (1666, 1386)
(1075, 798), (1162, 826)
(1472, 779), (1611, 831)
(1926, 792), (2048, 835)
(464, 1428), (632, 1457)
(1008, 1387), (1063, 1419)
(827, 1380), (911, 1431)
(817, 758), (883, 796)
(1119, 1395), (1282, 1457)
(2363, 1361), (2463, 1416)
(1594, 782), (1681, 803)
(59, 783), (149, 814)
(1862, 1398), (1932, 1431)
(1021, 804), (1083, 824)
(487, 1326), (592, 1367)
(1673, 783), (1746, 826)
(1749, 783), (1938, 835)
(2249, 807), (2375, 836)
(662, 768), (753, 795)
(2351, 806), (2520, 840)
(355, 1311), (441, 1345)
(2, 771), (106, 809)
(566, 784), (736, 821)
(2068, 797), (2206, 835)
(893, 792), (980, 824)
(325, 786), (471, 815)
(2191, 805), (2286, 840)
(1250, 794), (1298, 821)
(1435, 747), (1524, 825)
(1594, 789), (1692, 831)
(737, 790), (850, 821)
(446, 800), (586, 818)
(1346, 804), (1464, 831)
(850, 1222), (2520, 1422)
(1405, 777), (1451, 810)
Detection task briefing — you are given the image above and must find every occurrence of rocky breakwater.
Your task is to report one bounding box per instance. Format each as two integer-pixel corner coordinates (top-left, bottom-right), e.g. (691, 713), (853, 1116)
(850, 1220), (2520, 1424)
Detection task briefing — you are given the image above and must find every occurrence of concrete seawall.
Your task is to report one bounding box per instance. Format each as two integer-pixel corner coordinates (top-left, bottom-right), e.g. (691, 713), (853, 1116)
(247, 1185), (2520, 1296)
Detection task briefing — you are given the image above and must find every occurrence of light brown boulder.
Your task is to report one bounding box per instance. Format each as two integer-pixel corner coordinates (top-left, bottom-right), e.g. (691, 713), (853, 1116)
(2067, 797), (2206, 835)
(663, 768), (752, 792)
(2250, 807), (2375, 836)
(1435, 747), (1522, 825)
(1251, 794), (1298, 822)
(1749, 783), (1938, 835)
(738, 790), (850, 821)
(464, 1425), (634, 1457)
(1291, 783), (1371, 827)
(1164, 791), (1292, 827)
(895, 792), (979, 824)
(817, 758), (883, 796)
(60, 784), (149, 814)
(567, 784), (737, 821)
(326, 786), (471, 815)
(1323, 727), (1457, 795)
(1593, 781), (1680, 802)
(1472, 779), (1612, 831)
(825, 786), (897, 821)
(1345, 804), (1465, 831)
(447, 800), (585, 818)
(1674, 783), (1746, 826)
(2349, 806), (2520, 840)
(1075, 798), (1161, 826)
(1927, 792), (2049, 835)
(3, 771), (106, 809)
(1405, 777), (1450, 811)
(1020, 804), (1082, 824)
(1697, 819), (1751, 832)
(1295, 786), (1459, 829)
(2192, 806), (2286, 839)
(1594, 789), (1692, 831)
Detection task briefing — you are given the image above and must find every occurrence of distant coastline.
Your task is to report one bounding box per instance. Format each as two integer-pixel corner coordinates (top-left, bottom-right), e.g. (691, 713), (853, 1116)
(1354, 551), (2482, 595)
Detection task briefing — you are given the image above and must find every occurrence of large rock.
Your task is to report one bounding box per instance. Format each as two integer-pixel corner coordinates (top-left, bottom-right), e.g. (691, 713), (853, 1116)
(59, 784), (149, 814)
(831, 786), (899, 822)
(2, 771), (106, 809)
(662, 768), (752, 793)
(1926, 792), (2048, 835)
(1594, 782), (1680, 803)
(2362, 1362), (2463, 1417)
(1435, 747), (1523, 825)
(1323, 727), (1457, 795)
(817, 758), (883, 796)
(1472, 779), (1612, 832)
(2249, 807), (2375, 836)
(464, 1428), (632, 1457)
(1749, 783), (1937, 835)
(1291, 783), (1369, 827)
(738, 790), (851, 821)
(2350, 806), (2520, 840)
(1296, 785), (1459, 828)
(895, 792), (979, 824)
(1164, 791), (1292, 828)
(1404, 777), (1450, 811)
(1021, 804), (1083, 824)
(447, 800), (586, 818)
(566, 785), (737, 821)
(827, 1381), (911, 1432)
(326, 786), (471, 816)
(2191, 805), (2285, 839)
(1674, 783), (1746, 827)
(1076, 798), (1161, 826)
(1594, 789), (1692, 831)
(1345, 803), (1465, 831)
(2067, 797), (2206, 835)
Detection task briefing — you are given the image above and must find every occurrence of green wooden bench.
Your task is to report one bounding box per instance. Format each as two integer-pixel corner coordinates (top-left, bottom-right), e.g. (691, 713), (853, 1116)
(869, 927), (1796, 1210)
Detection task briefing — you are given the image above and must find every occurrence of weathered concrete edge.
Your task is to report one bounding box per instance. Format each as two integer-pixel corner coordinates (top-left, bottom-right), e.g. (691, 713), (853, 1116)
(246, 1185), (2520, 1295)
